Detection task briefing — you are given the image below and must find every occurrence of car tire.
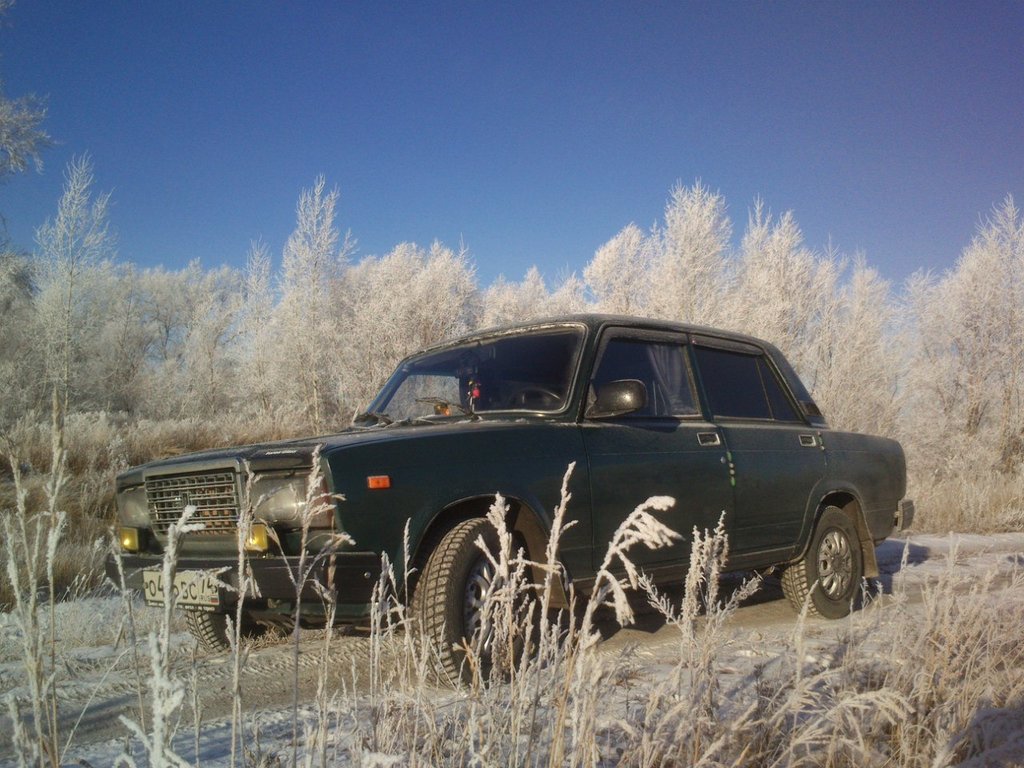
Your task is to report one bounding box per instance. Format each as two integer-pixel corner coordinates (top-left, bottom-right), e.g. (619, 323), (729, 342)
(184, 609), (270, 651)
(412, 517), (502, 685)
(781, 506), (863, 619)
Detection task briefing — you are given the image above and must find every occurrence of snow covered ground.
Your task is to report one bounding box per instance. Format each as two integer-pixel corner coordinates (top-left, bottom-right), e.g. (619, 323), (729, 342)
(2, 531), (1023, 767)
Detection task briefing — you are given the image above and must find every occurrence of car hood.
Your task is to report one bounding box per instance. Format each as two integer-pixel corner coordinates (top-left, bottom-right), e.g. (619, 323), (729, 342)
(114, 418), (554, 490)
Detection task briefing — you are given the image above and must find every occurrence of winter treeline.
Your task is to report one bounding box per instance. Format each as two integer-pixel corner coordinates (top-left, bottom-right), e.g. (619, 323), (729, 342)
(0, 163), (580, 431)
(2, 161), (1023, 527)
(1, 167), (481, 431)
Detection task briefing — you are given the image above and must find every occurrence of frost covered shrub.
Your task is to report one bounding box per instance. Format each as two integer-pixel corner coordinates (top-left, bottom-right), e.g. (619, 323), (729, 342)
(1, 405), (69, 766)
(880, 554), (1024, 764)
(909, 465), (1024, 534)
(0, 496), (105, 610)
(728, 551), (1024, 767)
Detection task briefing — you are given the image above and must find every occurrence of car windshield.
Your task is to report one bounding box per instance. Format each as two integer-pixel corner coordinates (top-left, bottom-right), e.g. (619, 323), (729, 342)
(365, 327), (585, 422)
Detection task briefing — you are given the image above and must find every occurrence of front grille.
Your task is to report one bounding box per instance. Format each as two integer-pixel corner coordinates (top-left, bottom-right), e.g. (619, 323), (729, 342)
(146, 471), (240, 535)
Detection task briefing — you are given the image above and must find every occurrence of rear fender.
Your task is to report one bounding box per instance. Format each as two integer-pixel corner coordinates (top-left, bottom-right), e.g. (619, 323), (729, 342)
(802, 491), (879, 579)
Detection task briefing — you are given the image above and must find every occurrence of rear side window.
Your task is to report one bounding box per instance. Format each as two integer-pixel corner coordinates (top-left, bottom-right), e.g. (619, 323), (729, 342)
(693, 346), (801, 422)
(591, 337), (698, 417)
(758, 358), (800, 421)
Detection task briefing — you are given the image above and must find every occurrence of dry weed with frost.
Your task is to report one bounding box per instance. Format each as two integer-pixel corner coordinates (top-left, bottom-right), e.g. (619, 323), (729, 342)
(9, 457), (1024, 766)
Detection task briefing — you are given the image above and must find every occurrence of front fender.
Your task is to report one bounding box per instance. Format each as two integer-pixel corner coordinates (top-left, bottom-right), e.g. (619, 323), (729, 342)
(324, 422), (592, 583)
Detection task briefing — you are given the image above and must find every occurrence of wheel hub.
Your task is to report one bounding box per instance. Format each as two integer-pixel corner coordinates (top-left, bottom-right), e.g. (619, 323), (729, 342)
(464, 556), (496, 643)
(818, 530), (854, 598)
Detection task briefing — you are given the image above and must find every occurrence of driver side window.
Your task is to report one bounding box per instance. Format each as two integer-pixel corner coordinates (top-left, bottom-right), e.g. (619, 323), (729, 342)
(591, 337), (698, 417)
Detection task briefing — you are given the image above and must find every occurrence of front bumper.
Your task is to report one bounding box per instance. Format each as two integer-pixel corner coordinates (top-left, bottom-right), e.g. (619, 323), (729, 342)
(106, 550), (383, 611)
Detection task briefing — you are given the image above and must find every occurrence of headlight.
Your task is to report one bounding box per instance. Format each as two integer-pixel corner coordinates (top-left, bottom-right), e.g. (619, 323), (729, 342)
(249, 473), (333, 528)
(119, 527), (141, 552)
(244, 523), (270, 553)
(117, 486), (151, 527)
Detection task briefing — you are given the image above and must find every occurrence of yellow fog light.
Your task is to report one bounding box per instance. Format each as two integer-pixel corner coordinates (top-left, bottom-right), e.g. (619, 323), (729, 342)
(245, 523), (270, 553)
(119, 527), (140, 553)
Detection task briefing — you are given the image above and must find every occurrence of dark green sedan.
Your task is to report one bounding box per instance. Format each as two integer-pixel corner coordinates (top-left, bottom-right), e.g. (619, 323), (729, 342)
(109, 315), (913, 678)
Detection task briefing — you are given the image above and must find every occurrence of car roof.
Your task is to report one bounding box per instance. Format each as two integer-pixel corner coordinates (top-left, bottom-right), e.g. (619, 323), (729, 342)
(418, 313), (775, 353)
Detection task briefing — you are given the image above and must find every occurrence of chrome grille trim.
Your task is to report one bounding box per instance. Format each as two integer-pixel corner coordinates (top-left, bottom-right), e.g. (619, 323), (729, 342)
(146, 471), (240, 535)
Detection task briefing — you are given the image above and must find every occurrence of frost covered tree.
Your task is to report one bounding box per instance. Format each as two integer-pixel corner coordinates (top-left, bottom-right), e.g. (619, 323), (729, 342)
(480, 267), (587, 327)
(132, 262), (242, 418)
(272, 177), (352, 429)
(33, 155), (115, 412)
(0, 80), (47, 183)
(0, 250), (31, 316)
(807, 255), (899, 435)
(0, 1), (50, 187)
(84, 264), (150, 413)
(0, 1), (50, 422)
(584, 223), (654, 315)
(138, 265), (195, 368)
(339, 241), (477, 412)
(133, 266), (197, 417)
(238, 239), (276, 419)
(904, 197), (1024, 475)
(727, 202), (838, 375)
(647, 182), (732, 325)
(547, 271), (589, 316)
(179, 265), (243, 415)
(479, 266), (551, 327)
(0, 251), (42, 424)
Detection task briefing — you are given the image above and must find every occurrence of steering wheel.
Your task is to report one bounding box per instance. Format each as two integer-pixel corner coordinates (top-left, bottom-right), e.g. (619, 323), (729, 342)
(507, 386), (561, 409)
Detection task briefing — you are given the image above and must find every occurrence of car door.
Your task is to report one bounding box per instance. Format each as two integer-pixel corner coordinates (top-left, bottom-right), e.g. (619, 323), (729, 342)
(690, 337), (826, 556)
(581, 329), (734, 569)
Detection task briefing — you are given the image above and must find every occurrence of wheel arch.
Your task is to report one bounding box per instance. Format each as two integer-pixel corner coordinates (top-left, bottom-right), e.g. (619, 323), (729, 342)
(408, 494), (569, 608)
(804, 490), (879, 578)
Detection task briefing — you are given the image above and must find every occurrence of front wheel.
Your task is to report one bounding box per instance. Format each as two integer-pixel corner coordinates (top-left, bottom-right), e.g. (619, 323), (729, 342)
(781, 507), (863, 619)
(184, 609), (272, 651)
(412, 518), (501, 684)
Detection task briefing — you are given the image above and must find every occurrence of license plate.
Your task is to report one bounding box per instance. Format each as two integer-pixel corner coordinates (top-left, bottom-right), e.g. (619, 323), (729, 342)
(142, 569), (221, 609)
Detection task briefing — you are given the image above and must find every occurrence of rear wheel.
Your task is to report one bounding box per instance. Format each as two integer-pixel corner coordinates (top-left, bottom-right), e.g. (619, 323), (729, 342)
(781, 506), (863, 619)
(184, 609), (272, 651)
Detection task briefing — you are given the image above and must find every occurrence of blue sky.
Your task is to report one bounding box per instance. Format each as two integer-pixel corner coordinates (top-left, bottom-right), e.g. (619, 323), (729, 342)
(2, 1), (1021, 287)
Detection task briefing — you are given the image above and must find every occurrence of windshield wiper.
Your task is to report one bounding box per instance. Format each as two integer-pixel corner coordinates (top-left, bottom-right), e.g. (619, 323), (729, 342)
(353, 411), (393, 426)
(415, 397), (479, 420)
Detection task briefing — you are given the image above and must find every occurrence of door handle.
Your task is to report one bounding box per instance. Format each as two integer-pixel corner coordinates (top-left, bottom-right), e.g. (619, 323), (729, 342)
(697, 432), (721, 446)
(799, 434), (817, 447)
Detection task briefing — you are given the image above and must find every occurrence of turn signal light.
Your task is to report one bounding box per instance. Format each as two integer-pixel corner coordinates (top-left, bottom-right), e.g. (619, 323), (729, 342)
(245, 523), (270, 553)
(119, 527), (140, 553)
(367, 475), (391, 490)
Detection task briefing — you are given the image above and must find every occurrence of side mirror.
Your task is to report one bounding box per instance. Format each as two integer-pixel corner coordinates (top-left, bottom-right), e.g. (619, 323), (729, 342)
(586, 379), (647, 419)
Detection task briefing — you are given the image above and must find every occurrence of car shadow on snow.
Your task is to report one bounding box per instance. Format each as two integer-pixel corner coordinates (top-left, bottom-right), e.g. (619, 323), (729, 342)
(590, 540), (932, 640)
(590, 569), (788, 639)
(871, 539), (931, 595)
